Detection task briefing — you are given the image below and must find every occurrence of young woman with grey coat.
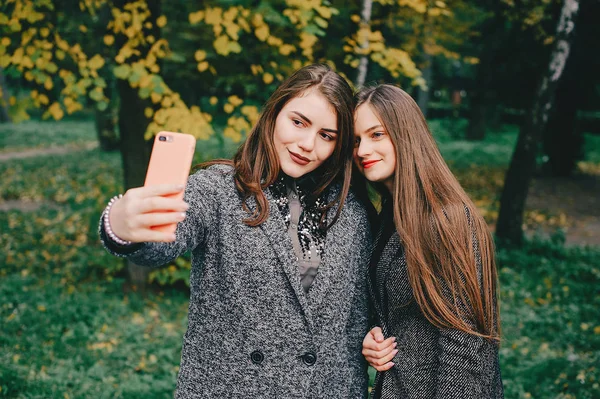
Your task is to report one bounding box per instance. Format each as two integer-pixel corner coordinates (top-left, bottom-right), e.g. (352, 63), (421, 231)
(99, 64), (373, 398)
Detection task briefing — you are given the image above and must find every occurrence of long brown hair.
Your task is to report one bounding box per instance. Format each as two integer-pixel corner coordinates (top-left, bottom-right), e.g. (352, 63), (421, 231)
(206, 64), (355, 227)
(356, 84), (500, 341)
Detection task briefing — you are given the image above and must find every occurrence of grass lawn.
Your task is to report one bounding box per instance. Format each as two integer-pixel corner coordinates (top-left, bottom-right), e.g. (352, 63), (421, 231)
(1, 120), (599, 398)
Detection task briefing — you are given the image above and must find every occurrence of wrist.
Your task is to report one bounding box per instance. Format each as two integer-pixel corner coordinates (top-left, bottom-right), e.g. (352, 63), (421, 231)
(103, 195), (133, 246)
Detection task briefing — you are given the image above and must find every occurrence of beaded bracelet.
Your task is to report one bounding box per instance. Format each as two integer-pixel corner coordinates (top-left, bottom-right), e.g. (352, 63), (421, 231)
(102, 194), (133, 246)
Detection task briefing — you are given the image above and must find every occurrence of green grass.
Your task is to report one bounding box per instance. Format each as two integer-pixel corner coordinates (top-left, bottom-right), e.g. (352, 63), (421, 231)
(1, 119), (599, 398)
(0, 121), (98, 153)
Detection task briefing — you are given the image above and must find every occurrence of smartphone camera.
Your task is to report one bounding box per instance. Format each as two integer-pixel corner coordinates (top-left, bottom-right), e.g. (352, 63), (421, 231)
(159, 136), (167, 142)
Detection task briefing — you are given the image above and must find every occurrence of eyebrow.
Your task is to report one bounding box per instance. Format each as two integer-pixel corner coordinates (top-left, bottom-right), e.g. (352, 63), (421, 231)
(291, 111), (338, 134)
(364, 125), (384, 133)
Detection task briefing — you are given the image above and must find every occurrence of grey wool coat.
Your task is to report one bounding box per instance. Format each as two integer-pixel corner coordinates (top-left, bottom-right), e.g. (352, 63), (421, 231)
(101, 165), (372, 398)
(369, 205), (503, 399)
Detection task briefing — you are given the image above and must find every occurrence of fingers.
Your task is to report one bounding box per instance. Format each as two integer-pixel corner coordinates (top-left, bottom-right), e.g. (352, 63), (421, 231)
(368, 359), (395, 372)
(362, 340), (397, 359)
(130, 184), (185, 198)
(137, 196), (189, 214)
(362, 328), (398, 372)
(371, 327), (385, 343)
(363, 335), (396, 351)
(136, 211), (187, 229)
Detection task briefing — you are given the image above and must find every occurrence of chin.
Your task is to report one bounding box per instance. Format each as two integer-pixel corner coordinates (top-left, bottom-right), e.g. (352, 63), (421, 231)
(281, 164), (308, 178)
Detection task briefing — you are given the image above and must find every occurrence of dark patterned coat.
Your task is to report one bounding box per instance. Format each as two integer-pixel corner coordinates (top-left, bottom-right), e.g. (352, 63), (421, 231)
(368, 209), (503, 399)
(101, 165), (372, 398)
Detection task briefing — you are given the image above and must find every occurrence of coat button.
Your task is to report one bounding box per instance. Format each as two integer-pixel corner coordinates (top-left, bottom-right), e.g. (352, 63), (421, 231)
(250, 350), (264, 364)
(302, 352), (317, 366)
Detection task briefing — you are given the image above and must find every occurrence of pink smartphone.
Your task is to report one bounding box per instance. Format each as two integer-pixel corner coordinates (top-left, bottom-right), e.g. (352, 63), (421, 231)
(144, 131), (196, 233)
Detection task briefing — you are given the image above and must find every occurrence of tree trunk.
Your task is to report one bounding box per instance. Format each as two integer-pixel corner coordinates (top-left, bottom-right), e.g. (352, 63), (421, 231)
(466, 2), (505, 141)
(355, 0), (373, 87)
(542, 76), (581, 176)
(496, 0), (580, 245)
(95, 107), (120, 151)
(115, 0), (161, 290)
(0, 67), (12, 123)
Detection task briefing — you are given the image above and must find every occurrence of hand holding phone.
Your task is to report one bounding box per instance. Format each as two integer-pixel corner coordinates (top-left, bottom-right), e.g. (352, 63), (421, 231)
(106, 132), (196, 243)
(143, 132), (196, 234)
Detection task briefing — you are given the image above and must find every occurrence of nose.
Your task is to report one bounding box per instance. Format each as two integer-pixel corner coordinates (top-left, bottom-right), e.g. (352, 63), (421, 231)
(298, 130), (317, 153)
(356, 139), (372, 158)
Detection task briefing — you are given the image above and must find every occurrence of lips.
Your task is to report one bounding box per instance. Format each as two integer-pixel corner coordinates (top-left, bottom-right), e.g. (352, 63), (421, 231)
(362, 160), (380, 169)
(289, 150), (311, 166)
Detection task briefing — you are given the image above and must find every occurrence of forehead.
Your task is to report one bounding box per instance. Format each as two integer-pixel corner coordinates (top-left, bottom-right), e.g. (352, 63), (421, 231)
(282, 89), (337, 117)
(354, 103), (382, 133)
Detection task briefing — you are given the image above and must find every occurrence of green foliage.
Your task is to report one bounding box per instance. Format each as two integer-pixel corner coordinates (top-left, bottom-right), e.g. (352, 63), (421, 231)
(498, 238), (600, 398)
(0, 274), (188, 398)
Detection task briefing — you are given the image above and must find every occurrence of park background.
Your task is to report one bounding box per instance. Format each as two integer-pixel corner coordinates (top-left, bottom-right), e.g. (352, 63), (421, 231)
(1, 0), (599, 397)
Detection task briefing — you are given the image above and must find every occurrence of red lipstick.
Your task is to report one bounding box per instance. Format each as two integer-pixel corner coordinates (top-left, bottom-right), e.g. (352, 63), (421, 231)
(362, 160), (380, 169)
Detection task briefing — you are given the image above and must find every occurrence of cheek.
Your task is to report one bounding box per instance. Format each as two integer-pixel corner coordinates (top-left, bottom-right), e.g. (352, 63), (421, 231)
(316, 141), (336, 161)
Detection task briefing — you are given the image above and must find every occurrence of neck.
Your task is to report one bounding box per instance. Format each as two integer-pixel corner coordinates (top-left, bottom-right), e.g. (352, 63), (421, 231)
(383, 177), (395, 194)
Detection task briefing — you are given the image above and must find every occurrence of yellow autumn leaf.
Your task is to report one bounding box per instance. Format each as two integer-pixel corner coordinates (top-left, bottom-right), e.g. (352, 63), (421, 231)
(79, 25), (88, 33)
(189, 11), (205, 24)
(21, 56), (34, 69)
(1, 37), (10, 46)
(228, 95), (243, 106)
(37, 305), (46, 312)
(197, 61), (209, 72)
(279, 44), (295, 56)
(263, 73), (274, 84)
(224, 103), (234, 113)
(151, 92), (162, 104)
(48, 102), (64, 120)
(255, 25), (269, 42)
(145, 107), (154, 117)
(209, 96), (218, 105)
(194, 50), (207, 61)
(205, 7), (223, 25)
(104, 35), (115, 46)
(156, 15), (167, 28)
(38, 94), (49, 105)
(44, 78), (53, 90)
(88, 54), (105, 70)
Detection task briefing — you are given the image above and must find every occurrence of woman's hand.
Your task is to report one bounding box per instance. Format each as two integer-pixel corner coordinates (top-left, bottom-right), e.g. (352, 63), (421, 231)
(362, 327), (397, 372)
(108, 184), (189, 243)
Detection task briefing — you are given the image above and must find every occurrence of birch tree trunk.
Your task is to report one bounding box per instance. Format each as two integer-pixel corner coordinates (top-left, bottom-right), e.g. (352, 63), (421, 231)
(496, 0), (580, 245)
(355, 0), (373, 88)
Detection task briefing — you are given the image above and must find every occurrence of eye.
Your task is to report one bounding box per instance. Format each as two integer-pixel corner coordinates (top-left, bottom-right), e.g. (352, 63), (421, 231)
(319, 131), (336, 141)
(292, 118), (305, 127)
(354, 137), (361, 147)
(372, 131), (385, 139)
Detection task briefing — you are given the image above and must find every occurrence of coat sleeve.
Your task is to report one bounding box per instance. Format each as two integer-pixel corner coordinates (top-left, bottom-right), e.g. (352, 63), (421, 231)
(434, 206), (501, 398)
(435, 326), (500, 398)
(99, 169), (219, 267)
(345, 217), (372, 398)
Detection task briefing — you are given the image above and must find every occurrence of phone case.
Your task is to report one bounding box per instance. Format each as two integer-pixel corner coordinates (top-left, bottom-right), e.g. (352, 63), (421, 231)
(144, 131), (196, 233)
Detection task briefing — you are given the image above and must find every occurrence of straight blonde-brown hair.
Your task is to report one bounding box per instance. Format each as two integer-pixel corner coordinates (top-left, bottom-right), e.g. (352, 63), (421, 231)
(357, 84), (500, 341)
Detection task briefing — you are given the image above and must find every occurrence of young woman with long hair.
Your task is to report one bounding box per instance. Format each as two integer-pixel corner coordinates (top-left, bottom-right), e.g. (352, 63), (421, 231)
(99, 64), (372, 398)
(354, 84), (503, 398)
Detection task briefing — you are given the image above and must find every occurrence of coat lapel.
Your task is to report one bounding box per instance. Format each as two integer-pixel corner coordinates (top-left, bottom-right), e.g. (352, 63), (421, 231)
(306, 188), (357, 319)
(369, 222), (403, 336)
(255, 189), (314, 332)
